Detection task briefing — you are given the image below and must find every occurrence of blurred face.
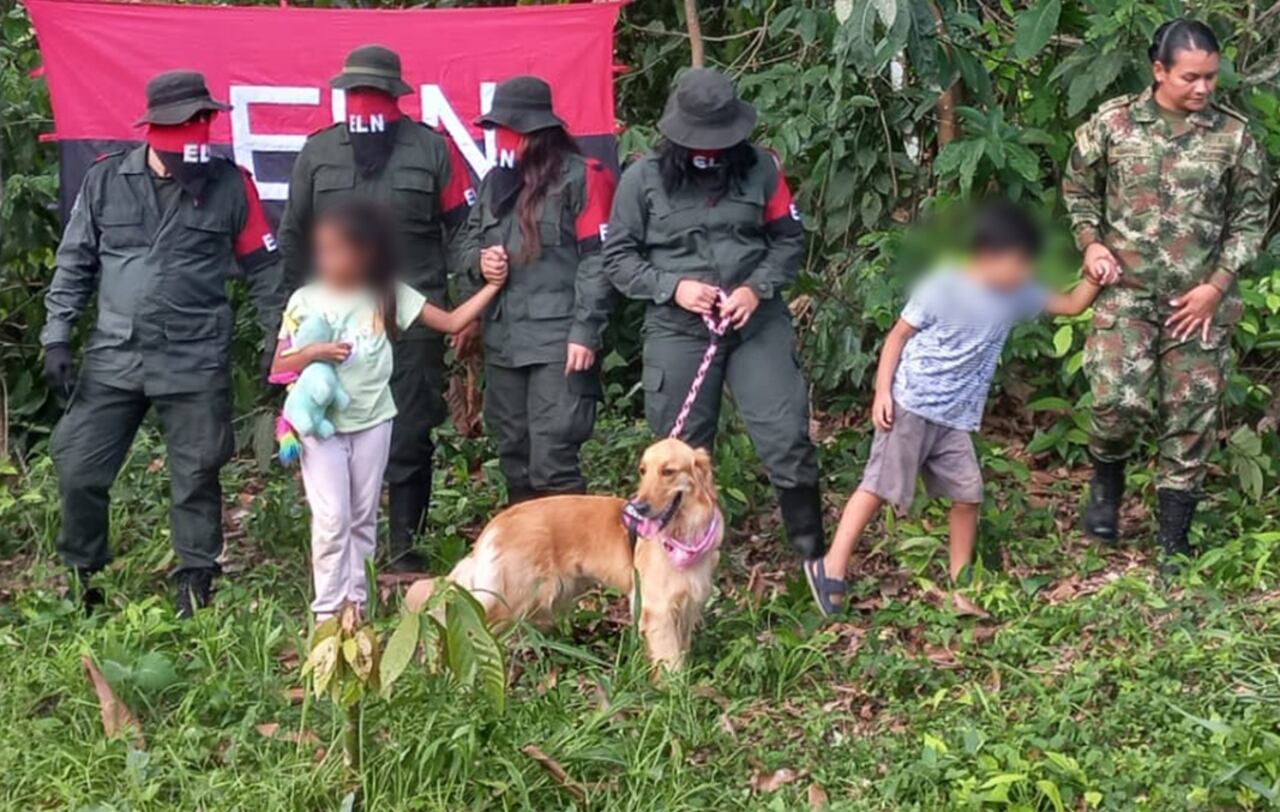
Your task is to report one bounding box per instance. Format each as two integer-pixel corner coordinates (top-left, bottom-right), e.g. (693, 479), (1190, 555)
(312, 220), (366, 290)
(1153, 48), (1219, 112)
(973, 249), (1034, 290)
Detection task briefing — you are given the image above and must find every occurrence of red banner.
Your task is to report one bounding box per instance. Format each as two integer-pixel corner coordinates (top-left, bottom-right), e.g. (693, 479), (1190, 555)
(25, 0), (621, 209)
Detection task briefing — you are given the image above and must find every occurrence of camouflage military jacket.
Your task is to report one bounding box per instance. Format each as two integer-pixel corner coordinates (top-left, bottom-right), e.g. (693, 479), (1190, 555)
(603, 144), (805, 339)
(1063, 88), (1272, 319)
(41, 146), (283, 395)
(455, 153), (616, 368)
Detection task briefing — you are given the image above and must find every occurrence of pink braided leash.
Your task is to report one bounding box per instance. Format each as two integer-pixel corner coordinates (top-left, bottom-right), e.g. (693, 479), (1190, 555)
(669, 289), (732, 440)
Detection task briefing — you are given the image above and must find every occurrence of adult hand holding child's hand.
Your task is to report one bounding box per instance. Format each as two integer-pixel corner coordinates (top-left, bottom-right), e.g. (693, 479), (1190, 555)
(480, 246), (509, 286)
(1083, 243), (1121, 286)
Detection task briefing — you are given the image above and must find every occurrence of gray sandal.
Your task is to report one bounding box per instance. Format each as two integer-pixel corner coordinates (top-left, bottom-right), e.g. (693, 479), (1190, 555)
(804, 558), (846, 618)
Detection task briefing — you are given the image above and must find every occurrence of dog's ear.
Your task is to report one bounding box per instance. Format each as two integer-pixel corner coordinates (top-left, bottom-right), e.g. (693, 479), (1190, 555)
(692, 447), (716, 499)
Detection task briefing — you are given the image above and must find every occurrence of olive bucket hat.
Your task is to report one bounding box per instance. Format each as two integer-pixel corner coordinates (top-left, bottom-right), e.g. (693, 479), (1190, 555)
(658, 68), (757, 150)
(330, 44), (413, 97)
(133, 70), (230, 126)
(474, 76), (567, 134)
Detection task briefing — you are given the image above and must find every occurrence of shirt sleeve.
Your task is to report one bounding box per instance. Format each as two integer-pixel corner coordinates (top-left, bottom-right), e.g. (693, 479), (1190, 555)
(900, 275), (940, 330)
(1017, 282), (1052, 320)
(745, 150), (805, 299)
(395, 281), (428, 332)
(235, 169), (285, 349)
(268, 288), (309, 385)
(1061, 113), (1108, 251)
(570, 160), (619, 349)
(439, 134), (476, 233)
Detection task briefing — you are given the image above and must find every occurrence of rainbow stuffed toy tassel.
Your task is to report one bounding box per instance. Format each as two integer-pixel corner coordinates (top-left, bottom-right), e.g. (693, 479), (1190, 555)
(276, 415), (302, 466)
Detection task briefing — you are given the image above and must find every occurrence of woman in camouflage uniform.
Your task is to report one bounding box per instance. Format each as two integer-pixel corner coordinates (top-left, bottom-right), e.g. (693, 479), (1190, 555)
(1063, 19), (1272, 569)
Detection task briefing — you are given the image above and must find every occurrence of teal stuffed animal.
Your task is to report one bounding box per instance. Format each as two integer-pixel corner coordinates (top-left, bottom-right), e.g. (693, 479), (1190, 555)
(282, 316), (352, 440)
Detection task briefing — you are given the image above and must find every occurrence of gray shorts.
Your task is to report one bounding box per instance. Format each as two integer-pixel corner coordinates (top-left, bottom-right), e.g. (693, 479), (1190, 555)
(859, 408), (983, 511)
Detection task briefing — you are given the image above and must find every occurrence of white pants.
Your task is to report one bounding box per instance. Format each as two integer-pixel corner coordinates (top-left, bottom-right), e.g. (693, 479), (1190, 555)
(300, 420), (393, 618)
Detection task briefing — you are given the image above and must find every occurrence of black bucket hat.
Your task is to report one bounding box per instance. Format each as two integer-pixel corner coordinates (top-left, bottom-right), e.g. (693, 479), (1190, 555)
(658, 68), (757, 150)
(474, 76), (567, 134)
(134, 70), (230, 126)
(330, 44), (413, 97)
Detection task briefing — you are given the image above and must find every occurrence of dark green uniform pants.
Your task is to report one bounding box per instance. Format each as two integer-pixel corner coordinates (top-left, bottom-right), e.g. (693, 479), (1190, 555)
(641, 315), (818, 489)
(51, 375), (233, 574)
(484, 362), (598, 495)
(386, 334), (447, 486)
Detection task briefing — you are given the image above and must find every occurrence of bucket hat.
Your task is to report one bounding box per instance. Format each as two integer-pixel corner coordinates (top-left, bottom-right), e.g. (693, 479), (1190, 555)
(133, 70), (230, 126)
(474, 76), (567, 134)
(330, 44), (413, 97)
(658, 68), (757, 150)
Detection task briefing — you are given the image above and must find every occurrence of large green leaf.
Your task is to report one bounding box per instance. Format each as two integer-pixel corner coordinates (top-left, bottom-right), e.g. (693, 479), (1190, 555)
(444, 587), (506, 713)
(379, 611), (420, 698)
(1013, 0), (1061, 61)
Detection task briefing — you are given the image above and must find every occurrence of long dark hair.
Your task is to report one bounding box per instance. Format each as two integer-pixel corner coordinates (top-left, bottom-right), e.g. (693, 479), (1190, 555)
(315, 200), (401, 340)
(656, 139), (757, 197)
(515, 126), (580, 264)
(1149, 19), (1220, 67)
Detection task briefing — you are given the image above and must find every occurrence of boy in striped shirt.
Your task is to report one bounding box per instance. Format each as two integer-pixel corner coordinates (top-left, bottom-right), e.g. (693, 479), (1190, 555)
(806, 200), (1109, 616)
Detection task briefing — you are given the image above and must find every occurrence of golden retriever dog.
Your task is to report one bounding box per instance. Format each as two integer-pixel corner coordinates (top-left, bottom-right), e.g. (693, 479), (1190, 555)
(404, 438), (722, 670)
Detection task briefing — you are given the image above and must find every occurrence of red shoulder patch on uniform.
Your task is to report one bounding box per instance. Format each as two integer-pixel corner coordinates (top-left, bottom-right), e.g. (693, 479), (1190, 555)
(763, 151), (799, 224)
(235, 171), (278, 259)
(440, 134), (476, 214)
(575, 161), (617, 244)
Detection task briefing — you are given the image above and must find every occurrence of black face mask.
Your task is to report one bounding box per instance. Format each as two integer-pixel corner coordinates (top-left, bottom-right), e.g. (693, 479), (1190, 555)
(153, 151), (211, 198)
(350, 128), (396, 178)
(146, 119), (214, 199)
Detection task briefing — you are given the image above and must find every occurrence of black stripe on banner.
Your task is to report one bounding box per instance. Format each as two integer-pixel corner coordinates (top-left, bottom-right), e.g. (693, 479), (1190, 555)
(56, 134), (620, 229)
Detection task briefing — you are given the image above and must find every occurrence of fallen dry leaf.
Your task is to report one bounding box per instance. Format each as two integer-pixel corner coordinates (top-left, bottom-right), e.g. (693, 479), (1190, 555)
(255, 722), (280, 738)
(950, 592), (991, 619)
(82, 656), (145, 748)
(808, 782), (829, 809)
(523, 745), (587, 803)
(282, 686), (307, 705)
(751, 767), (799, 794)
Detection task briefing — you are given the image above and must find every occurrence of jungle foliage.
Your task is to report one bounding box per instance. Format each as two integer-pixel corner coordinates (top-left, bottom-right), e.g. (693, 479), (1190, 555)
(2, 0), (1280, 809)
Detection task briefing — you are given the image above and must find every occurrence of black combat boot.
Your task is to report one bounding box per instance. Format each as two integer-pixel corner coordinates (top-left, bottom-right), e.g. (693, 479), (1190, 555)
(777, 485), (827, 560)
(1156, 488), (1198, 578)
(386, 473), (430, 573)
(1082, 457), (1125, 544)
(505, 484), (537, 506)
(175, 567), (216, 619)
(70, 568), (105, 615)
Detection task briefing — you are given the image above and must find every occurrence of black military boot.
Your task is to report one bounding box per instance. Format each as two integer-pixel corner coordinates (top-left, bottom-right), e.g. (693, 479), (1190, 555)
(1082, 457), (1125, 544)
(70, 568), (105, 615)
(387, 473), (430, 573)
(175, 567), (215, 619)
(1156, 488), (1198, 578)
(506, 484), (537, 505)
(777, 485), (826, 560)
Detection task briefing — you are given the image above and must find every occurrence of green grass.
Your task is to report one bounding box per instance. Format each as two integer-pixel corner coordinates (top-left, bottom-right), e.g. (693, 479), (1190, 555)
(2, 412), (1279, 811)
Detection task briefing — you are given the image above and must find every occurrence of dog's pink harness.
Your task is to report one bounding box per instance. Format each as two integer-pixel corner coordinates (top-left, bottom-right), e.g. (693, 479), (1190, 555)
(623, 504), (723, 570)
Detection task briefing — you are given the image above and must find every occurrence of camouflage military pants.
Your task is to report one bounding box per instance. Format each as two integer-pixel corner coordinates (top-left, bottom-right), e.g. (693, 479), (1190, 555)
(1085, 304), (1230, 493)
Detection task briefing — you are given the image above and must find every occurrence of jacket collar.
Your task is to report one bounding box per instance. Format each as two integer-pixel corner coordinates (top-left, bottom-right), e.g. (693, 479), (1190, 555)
(1133, 86), (1221, 129)
(118, 144), (151, 175)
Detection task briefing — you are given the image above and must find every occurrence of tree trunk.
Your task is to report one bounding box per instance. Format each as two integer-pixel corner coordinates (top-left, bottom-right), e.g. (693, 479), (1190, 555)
(682, 0), (705, 68)
(928, 0), (959, 146)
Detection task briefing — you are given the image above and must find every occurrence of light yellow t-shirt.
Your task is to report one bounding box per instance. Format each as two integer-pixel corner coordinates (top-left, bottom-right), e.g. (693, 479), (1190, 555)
(279, 281), (426, 433)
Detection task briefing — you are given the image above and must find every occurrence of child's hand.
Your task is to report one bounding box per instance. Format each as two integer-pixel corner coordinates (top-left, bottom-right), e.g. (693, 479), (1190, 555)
(1083, 243), (1120, 286)
(307, 342), (352, 364)
(872, 389), (895, 432)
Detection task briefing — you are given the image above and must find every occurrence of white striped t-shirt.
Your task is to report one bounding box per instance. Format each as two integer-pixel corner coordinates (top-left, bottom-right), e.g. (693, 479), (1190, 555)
(891, 266), (1047, 431)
